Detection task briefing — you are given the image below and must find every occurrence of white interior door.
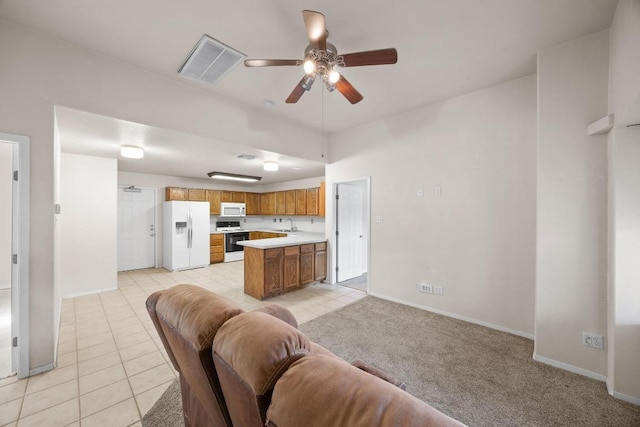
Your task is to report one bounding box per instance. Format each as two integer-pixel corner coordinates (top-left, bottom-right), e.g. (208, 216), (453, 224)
(118, 187), (155, 271)
(336, 183), (364, 282)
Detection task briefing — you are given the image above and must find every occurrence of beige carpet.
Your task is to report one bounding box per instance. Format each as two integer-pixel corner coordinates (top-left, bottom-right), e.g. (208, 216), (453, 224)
(143, 296), (640, 426)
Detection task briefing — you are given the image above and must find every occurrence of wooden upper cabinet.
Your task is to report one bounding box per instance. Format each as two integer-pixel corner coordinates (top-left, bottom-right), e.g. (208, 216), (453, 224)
(295, 189), (307, 215)
(232, 192), (245, 203)
(261, 192), (276, 216)
(318, 181), (326, 217)
(285, 190), (297, 215)
(167, 184), (325, 216)
(306, 188), (319, 216)
(275, 191), (287, 215)
(165, 187), (188, 201)
(188, 188), (206, 201)
(246, 192), (261, 215)
(206, 190), (221, 215)
(221, 191), (246, 203)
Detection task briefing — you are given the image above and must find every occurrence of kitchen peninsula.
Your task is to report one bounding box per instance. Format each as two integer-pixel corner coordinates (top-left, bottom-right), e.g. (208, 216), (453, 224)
(239, 233), (327, 300)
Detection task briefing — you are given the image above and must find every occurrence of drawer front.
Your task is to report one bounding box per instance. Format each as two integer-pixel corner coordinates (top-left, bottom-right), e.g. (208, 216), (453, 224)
(210, 252), (224, 263)
(300, 244), (314, 254)
(210, 234), (224, 244)
(265, 248), (283, 260)
(210, 246), (224, 254)
(284, 246), (300, 256)
(315, 242), (326, 251)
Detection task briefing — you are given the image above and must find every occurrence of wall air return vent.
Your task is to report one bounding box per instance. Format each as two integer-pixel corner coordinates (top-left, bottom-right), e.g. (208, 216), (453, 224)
(178, 35), (246, 84)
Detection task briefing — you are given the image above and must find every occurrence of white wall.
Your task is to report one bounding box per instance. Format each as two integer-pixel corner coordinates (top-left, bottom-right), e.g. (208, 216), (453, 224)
(0, 143), (11, 290)
(327, 75), (537, 337)
(60, 154), (117, 297)
(0, 18), (322, 371)
(535, 30), (610, 378)
(606, 0), (640, 403)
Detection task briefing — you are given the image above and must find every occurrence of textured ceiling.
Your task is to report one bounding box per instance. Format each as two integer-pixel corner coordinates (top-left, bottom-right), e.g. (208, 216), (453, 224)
(0, 0), (618, 181)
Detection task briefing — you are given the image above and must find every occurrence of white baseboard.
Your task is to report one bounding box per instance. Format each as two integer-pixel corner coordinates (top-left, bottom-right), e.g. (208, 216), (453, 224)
(532, 353), (607, 382)
(610, 389), (640, 406)
(606, 378), (640, 405)
(368, 292), (534, 340)
(29, 362), (55, 376)
(61, 286), (118, 299)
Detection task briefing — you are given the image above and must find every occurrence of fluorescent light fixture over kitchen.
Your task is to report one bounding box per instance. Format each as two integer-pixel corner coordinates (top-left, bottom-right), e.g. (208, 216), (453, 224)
(207, 171), (262, 182)
(121, 145), (144, 159)
(263, 160), (279, 171)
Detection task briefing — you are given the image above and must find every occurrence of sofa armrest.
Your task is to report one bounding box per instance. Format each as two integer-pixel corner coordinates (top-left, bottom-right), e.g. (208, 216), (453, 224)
(351, 359), (406, 390)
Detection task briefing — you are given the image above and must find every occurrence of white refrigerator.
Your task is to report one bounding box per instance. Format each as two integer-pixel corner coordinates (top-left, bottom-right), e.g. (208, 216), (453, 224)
(163, 201), (210, 271)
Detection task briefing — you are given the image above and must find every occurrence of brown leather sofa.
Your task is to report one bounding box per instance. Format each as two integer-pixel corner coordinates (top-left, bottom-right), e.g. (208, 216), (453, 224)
(146, 284), (299, 427)
(147, 285), (464, 427)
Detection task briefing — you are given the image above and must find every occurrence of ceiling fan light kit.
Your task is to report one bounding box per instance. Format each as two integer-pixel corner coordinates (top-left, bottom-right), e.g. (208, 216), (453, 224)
(244, 10), (397, 105)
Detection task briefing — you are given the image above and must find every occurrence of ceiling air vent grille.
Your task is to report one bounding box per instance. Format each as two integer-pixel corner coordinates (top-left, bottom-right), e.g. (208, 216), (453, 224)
(178, 35), (246, 84)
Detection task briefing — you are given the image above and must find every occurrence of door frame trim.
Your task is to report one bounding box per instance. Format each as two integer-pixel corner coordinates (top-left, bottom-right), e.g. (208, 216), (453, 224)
(0, 132), (30, 379)
(330, 177), (370, 291)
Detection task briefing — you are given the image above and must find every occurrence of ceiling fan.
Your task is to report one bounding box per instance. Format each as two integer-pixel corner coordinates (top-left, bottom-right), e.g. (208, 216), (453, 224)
(244, 10), (398, 105)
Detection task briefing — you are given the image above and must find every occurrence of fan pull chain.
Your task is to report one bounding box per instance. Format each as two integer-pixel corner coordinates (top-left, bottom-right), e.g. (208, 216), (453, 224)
(321, 88), (325, 158)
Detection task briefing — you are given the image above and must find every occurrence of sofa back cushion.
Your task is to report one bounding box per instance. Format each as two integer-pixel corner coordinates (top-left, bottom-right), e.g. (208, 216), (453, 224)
(266, 354), (465, 427)
(213, 311), (310, 426)
(147, 285), (244, 427)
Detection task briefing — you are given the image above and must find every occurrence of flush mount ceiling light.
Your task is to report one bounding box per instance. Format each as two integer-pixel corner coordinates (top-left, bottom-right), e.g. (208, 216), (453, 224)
(263, 160), (279, 171)
(120, 145), (144, 159)
(207, 171), (262, 182)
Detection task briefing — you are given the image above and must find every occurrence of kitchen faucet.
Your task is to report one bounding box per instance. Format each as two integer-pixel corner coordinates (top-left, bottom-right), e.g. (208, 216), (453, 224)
(286, 218), (295, 232)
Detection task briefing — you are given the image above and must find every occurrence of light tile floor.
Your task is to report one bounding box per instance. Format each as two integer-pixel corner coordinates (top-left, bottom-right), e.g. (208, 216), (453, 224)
(0, 261), (365, 427)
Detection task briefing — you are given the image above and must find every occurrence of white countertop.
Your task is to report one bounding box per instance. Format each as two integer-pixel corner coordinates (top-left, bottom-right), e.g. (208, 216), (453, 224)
(237, 232), (326, 249)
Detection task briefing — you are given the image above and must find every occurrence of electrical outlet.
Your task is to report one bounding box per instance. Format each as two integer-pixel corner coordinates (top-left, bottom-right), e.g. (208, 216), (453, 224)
(417, 282), (433, 293)
(592, 334), (604, 349)
(583, 332), (604, 349)
(434, 286), (443, 295)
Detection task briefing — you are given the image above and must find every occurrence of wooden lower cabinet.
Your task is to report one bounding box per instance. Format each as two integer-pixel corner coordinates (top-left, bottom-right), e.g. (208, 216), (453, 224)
(263, 248), (284, 297)
(210, 234), (224, 264)
(283, 246), (300, 290)
(314, 242), (327, 281)
(244, 240), (327, 300)
(299, 244), (315, 285)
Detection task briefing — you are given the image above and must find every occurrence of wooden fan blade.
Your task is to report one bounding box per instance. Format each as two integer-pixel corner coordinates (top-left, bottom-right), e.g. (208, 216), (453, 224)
(285, 78), (307, 103)
(302, 10), (327, 51)
(335, 75), (363, 104)
(244, 59), (303, 67)
(341, 48), (398, 67)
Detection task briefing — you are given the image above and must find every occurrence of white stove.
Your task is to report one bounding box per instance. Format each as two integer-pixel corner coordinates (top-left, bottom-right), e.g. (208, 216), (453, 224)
(216, 221), (249, 262)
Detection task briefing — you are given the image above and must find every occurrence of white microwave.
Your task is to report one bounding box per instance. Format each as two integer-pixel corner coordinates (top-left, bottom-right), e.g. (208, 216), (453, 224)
(220, 202), (246, 217)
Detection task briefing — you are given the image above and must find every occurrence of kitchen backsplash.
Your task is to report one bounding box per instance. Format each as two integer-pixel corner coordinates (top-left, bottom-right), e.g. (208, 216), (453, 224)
(210, 215), (325, 233)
